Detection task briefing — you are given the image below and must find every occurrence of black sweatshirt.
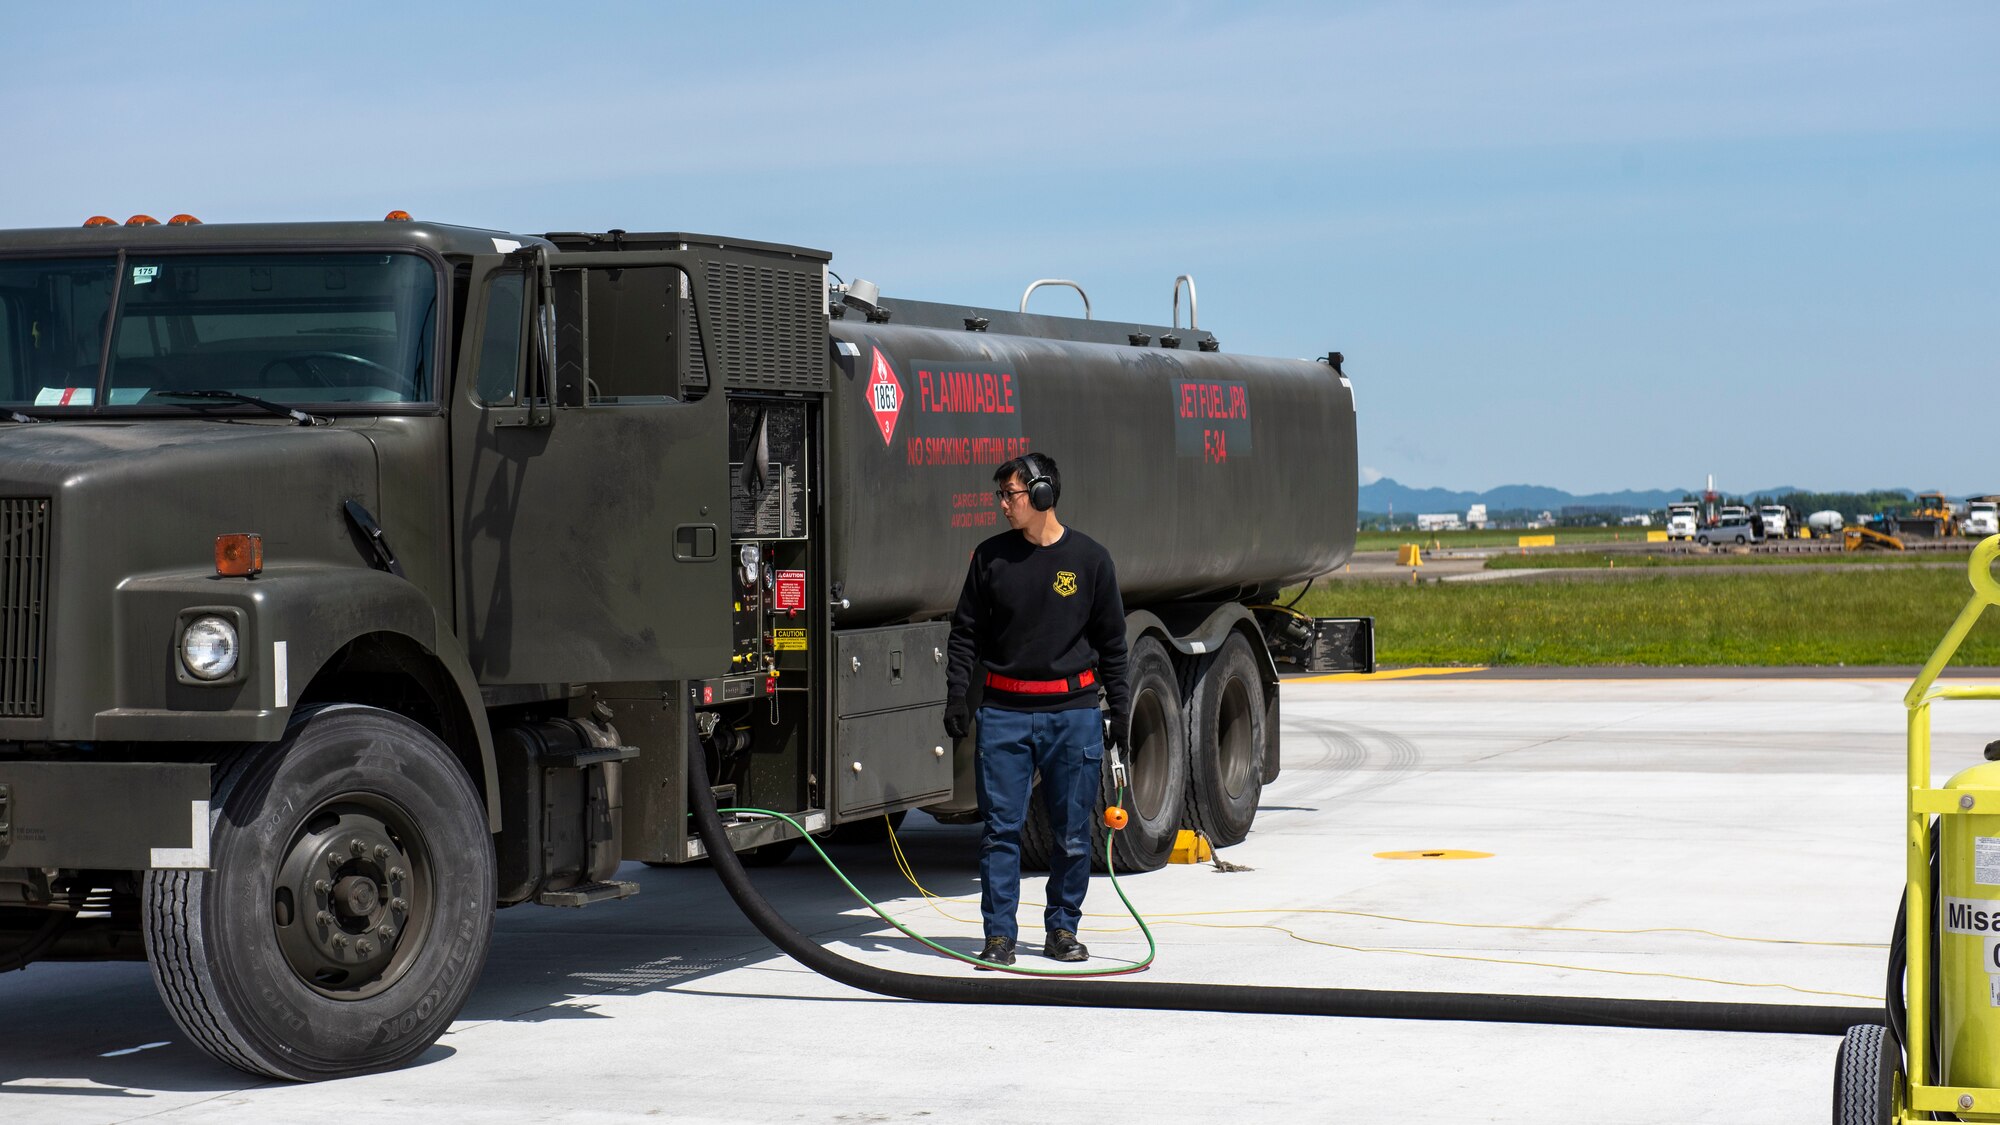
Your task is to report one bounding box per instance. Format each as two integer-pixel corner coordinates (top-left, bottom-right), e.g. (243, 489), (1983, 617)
(946, 527), (1129, 716)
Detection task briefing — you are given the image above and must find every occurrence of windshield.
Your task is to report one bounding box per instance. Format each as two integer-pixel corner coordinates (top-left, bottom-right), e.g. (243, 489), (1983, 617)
(0, 252), (437, 410)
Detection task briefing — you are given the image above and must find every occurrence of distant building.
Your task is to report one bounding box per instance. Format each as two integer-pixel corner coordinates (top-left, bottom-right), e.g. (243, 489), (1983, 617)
(1466, 503), (1488, 529)
(1620, 513), (1652, 526)
(1416, 513), (1464, 532)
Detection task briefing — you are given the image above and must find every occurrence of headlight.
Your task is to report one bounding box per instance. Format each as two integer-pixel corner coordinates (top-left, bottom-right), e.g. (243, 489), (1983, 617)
(180, 615), (240, 681)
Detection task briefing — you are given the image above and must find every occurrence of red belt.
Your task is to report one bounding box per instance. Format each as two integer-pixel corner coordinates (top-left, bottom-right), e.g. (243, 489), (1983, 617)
(985, 669), (1096, 694)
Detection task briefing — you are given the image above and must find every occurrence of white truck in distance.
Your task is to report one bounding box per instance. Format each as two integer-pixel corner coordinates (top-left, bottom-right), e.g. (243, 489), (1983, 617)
(1759, 505), (1791, 539)
(1967, 501), (2000, 538)
(1667, 503), (1699, 541)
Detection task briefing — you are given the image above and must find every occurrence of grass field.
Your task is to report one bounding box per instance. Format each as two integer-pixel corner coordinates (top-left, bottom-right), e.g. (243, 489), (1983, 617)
(1354, 526), (1644, 551)
(1483, 549), (1970, 570)
(1289, 567), (2000, 666)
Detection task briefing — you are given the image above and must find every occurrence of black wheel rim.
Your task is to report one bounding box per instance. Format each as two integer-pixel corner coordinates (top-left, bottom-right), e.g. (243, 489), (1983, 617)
(1129, 684), (1172, 820)
(270, 794), (432, 1000)
(1216, 673), (1259, 801)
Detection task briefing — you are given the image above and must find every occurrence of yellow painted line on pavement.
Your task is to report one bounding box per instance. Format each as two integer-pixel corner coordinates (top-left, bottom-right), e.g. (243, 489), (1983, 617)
(1294, 666), (1488, 683)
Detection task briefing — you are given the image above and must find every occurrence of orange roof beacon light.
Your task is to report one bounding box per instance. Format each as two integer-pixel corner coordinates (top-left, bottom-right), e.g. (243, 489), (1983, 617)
(168, 214), (202, 226)
(214, 533), (264, 578)
(125, 214), (160, 227)
(83, 215), (117, 227)
(384, 210), (412, 222)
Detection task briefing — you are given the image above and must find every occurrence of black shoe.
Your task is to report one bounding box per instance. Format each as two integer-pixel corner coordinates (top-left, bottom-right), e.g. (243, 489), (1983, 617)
(1044, 929), (1088, 962)
(973, 936), (1016, 969)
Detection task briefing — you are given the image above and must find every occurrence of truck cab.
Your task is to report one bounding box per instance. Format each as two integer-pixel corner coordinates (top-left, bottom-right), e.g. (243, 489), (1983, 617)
(1759, 505), (1790, 539)
(1666, 503), (1699, 540)
(1966, 502), (1999, 538)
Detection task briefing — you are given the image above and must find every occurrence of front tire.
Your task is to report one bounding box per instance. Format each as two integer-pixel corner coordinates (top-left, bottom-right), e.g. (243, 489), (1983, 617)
(144, 705), (495, 1081)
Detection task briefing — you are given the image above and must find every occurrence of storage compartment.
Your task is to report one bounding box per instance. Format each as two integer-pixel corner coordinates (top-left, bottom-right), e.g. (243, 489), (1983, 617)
(834, 622), (950, 718)
(834, 704), (954, 817)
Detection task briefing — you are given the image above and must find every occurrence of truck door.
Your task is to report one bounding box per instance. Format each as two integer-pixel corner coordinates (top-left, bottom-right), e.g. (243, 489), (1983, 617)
(451, 252), (730, 684)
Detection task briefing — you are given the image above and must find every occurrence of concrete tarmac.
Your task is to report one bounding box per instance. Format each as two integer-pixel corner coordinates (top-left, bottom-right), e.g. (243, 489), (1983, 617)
(1, 674), (1961, 1123)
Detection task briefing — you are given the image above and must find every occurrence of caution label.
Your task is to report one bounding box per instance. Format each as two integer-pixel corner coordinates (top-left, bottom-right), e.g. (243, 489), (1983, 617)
(1977, 837), (2000, 885)
(772, 628), (807, 652)
(774, 569), (806, 612)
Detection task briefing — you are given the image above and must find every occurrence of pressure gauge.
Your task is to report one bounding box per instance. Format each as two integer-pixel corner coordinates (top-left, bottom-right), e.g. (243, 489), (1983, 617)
(738, 543), (761, 587)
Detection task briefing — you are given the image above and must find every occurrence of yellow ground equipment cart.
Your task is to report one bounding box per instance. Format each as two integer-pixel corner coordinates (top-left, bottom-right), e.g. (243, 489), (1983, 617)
(1838, 536), (2000, 1122)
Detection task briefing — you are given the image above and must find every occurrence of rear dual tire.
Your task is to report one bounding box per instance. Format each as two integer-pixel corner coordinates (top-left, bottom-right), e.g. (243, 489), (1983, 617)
(1021, 637), (1188, 873)
(1182, 633), (1267, 849)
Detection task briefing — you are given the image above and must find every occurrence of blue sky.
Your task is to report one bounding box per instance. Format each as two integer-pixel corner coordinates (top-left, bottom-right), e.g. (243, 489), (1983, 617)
(4, 1), (1992, 494)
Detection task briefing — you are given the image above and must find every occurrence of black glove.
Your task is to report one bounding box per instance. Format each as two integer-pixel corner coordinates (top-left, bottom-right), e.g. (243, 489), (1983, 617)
(1106, 712), (1128, 753)
(944, 696), (971, 740)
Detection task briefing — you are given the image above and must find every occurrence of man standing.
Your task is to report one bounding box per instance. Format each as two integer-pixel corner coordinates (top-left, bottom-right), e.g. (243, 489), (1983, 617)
(944, 452), (1129, 967)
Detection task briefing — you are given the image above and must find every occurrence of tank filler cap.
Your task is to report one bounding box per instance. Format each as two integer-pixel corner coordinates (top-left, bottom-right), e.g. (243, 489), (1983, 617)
(963, 316), (989, 332)
(1128, 333), (1152, 347)
(1198, 338), (1220, 353)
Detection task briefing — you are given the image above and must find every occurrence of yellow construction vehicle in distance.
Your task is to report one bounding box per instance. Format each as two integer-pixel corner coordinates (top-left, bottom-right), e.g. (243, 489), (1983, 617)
(1845, 525), (1906, 551)
(1899, 491), (1960, 539)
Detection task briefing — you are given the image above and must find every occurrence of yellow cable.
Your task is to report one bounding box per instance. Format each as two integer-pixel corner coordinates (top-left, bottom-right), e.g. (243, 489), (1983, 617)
(883, 819), (1879, 948)
(880, 817), (1884, 1001)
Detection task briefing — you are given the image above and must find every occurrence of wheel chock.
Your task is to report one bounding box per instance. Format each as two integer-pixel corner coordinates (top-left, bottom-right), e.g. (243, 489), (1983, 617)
(1168, 830), (1214, 864)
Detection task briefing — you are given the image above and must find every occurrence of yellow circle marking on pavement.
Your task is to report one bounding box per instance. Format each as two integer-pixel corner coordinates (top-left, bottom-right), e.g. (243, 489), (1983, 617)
(1373, 849), (1494, 860)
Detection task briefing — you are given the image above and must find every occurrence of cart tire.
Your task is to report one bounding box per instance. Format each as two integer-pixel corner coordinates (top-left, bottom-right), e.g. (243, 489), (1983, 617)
(1184, 633), (1266, 848)
(1020, 637), (1186, 873)
(1831, 1023), (1896, 1125)
(144, 705), (494, 1081)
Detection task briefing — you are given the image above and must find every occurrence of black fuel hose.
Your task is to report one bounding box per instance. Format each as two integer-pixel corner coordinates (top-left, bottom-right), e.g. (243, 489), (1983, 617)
(686, 751), (1883, 1037)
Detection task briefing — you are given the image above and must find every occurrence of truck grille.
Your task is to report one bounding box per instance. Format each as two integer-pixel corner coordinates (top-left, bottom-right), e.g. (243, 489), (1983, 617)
(0, 499), (51, 717)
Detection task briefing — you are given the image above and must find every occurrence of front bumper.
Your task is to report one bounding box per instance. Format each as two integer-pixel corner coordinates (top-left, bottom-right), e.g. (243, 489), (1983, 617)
(0, 761), (212, 870)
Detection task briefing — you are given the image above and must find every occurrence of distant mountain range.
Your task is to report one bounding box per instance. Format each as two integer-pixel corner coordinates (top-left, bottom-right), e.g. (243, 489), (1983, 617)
(1358, 477), (1816, 515)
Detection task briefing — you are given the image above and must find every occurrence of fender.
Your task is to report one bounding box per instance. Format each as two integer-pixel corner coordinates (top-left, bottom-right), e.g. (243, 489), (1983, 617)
(101, 565), (498, 824)
(1125, 602), (1279, 687)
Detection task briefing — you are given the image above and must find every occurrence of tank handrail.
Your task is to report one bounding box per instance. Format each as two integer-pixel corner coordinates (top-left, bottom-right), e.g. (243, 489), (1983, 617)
(1173, 274), (1198, 331)
(1020, 279), (1091, 319)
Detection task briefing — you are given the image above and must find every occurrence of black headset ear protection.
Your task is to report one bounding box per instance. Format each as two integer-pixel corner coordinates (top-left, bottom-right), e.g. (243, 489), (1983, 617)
(1022, 454), (1057, 512)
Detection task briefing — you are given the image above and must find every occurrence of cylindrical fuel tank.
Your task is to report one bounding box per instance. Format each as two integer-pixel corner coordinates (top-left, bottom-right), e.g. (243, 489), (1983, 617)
(825, 317), (1356, 626)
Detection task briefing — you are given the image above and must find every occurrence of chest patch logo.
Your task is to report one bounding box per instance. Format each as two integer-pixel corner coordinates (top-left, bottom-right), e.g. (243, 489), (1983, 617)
(1053, 571), (1078, 597)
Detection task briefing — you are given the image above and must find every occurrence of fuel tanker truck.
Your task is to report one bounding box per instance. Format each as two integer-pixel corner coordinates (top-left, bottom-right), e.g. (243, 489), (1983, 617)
(0, 216), (1362, 1080)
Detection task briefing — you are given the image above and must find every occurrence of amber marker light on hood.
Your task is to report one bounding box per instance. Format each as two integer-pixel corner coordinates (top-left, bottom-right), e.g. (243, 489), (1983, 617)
(384, 210), (412, 221)
(215, 533), (264, 577)
(83, 216), (117, 227)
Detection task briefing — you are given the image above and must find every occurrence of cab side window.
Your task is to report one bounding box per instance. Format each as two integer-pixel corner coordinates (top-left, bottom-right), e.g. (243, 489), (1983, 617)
(475, 272), (525, 405)
(549, 266), (691, 406)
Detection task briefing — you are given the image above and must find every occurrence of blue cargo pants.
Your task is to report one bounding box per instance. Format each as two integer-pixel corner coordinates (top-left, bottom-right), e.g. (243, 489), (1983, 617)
(974, 705), (1103, 943)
